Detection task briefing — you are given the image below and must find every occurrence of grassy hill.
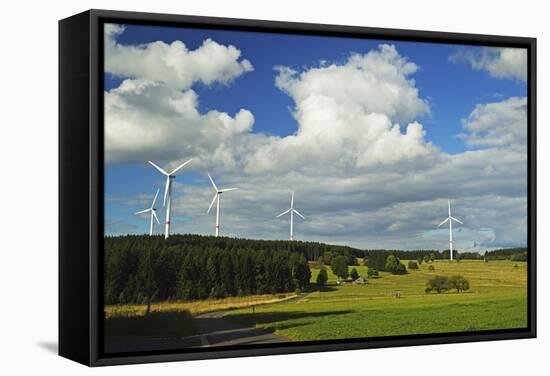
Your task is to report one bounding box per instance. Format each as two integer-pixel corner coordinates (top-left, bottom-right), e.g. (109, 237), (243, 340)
(225, 259), (527, 340)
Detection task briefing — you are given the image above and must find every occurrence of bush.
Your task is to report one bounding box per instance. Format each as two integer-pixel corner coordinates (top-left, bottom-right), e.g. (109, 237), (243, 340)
(408, 261), (419, 270)
(367, 268), (379, 279)
(423, 255), (430, 263)
(417, 257), (423, 265)
(426, 275), (470, 293)
(448, 275), (470, 293)
(350, 268), (359, 281)
(510, 252), (527, 262)
(316, 269), (328, 288)
(394, 263), (407, 275)
(331, 256), (349, 280)
(385, 255), (407, 275)
(426, 275), (449, 293)
(428, 265), (435, 271)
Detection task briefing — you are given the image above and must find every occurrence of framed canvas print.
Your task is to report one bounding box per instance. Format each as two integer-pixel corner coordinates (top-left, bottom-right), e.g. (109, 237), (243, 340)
(59, 9), (536, 366)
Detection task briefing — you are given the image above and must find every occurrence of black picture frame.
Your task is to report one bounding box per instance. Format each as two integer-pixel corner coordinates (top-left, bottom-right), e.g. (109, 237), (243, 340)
(59, 9), (537, 367)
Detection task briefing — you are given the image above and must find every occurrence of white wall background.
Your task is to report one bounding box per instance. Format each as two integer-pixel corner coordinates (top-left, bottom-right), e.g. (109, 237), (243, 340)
(0, 0), (546, 374)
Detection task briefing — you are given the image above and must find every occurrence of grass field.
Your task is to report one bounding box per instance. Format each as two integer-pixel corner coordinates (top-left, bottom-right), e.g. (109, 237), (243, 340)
(225, 260), (527, 341)
(105, 292), (297, 318)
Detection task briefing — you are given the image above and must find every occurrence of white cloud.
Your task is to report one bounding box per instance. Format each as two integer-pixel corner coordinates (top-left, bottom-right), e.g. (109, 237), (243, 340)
(103, 32), (527, 250)
(105, 79), (256, 169)
(458, 97), (527, 147)
(104, 26), (257, 169)
(245, 45), (435, 174)
(105, 23), (253, 91)
(450, 47), (527, 82)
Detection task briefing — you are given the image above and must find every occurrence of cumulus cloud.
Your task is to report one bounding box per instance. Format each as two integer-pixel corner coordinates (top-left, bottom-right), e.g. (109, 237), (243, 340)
(103, 31), (527, 250)
(105, 79), (256, 168)
(450, 47), (527, 82)
(458, 97), (527, 147)
(105, 23), (253, 91)
(245, 45), (436, 174)
(104, 25), (257, 169)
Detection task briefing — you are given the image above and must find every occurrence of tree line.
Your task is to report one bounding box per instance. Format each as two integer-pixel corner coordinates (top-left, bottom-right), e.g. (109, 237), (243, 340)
(104, 235), (311, 308)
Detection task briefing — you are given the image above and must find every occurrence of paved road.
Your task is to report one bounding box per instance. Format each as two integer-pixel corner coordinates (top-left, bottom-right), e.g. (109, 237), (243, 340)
(193, 310), (288, 347)
(104, 297), (303, 353)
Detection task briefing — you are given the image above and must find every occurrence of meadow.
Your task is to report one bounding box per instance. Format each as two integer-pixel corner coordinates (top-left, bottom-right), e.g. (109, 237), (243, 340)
(224, 259), (528, 340)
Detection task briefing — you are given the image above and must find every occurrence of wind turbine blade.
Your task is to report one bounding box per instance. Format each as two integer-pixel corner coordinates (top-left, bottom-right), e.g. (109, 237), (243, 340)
(438, 218), (449, 227)
(207, 193), (217, 213)
(293, 209), (305, 219)
(148, 161), (168, 176)
(169, 158), (193, 175)
(448, 200), (451, 217)
(151, 188), (160, 208)
(163, 176), (170, 207)
(134, 208), (151, 215)
(451, 216), (463, 224)
(220, 188), (238, 193)
(152, 210), (160, 224)
(291, 191), (294, 208)
(207, 173), (218, 191)
(276, 208), (291, 218)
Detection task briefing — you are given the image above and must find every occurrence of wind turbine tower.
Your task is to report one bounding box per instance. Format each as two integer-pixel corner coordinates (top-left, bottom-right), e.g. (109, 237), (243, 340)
(149, 159), (193, 239)
(207, 174), (238, 237)
(277, 191), (305, 241)
(134, 189), (160, 236)
(437, 200), (464, 261)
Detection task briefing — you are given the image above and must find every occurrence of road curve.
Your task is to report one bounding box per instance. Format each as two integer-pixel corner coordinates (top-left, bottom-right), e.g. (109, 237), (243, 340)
(194, 310), (288, 347)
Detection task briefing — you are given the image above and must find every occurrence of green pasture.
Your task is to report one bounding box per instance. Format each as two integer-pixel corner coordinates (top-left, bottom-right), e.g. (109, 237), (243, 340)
(226, 260), (527, 341)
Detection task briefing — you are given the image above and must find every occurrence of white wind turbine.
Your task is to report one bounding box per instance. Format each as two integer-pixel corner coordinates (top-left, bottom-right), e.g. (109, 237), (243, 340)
(277, 191), (305, 241)
(206, 174), (238, 237)
(437, 200), (464, 261)
(148, 159), (193, 239)
(134, 189), (161, 236)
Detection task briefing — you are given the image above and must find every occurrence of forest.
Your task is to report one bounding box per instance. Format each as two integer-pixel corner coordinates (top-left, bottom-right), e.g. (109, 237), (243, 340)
(104, 235), (316, 306)
(104, 234), (528, 307)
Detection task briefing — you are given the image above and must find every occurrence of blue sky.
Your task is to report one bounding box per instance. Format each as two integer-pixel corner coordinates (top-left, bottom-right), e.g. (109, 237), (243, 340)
(104, 23), (528, 250)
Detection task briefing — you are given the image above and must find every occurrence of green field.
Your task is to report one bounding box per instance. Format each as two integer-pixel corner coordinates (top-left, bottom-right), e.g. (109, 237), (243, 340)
(225, 260), (527, 341)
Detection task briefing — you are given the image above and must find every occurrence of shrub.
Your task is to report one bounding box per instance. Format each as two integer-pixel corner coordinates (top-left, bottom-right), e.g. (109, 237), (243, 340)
(316, 269), (328, 288)
(426, 275), (449, 293)
(510, 252), (527, 262)
(417, 257), (423, 265)
(428, 265), (435, 271)
(385, 255), (407, 275)
(394, 263), (407, 275)
(367, 268), (379, 279)
(408, 261), (419, 270)
(448, 275), (470, 293)
(350, 268), (359, 281)
(423, 255), (430, 263)
(331, 256), (349, 280)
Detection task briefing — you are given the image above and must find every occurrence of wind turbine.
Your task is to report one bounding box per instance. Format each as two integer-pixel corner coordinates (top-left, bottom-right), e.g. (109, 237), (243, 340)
(437, 200), (463, 261)
(206, 174), (238, 237)
(148, 158), (193, 239)
(277, 191), (305, 241)
(134, 189), (161, 236)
